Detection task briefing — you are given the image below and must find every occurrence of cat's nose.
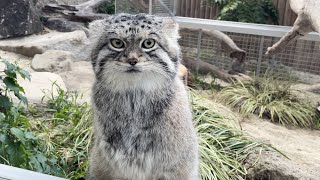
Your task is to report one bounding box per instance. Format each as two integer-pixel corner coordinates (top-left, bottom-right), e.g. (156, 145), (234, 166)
(127, 58), (138, 66)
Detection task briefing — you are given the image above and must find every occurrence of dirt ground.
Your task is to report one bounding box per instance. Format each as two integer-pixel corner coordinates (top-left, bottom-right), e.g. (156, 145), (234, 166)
(203, 88), (320, 179)
(241, 116), (320, 179)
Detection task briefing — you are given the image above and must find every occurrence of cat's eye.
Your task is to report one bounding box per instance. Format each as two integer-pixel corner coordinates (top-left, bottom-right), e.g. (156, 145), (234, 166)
(110, 38), (125, 50)
(141, 39), (156, 49)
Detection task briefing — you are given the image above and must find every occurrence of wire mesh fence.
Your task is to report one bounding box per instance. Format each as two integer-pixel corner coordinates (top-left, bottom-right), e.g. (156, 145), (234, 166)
(115, 0), (320, 85)
(180, 29), (320, 84)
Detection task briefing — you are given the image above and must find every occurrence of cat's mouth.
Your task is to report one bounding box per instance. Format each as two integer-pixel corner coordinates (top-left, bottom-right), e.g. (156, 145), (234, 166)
(126, 67), (142, 73)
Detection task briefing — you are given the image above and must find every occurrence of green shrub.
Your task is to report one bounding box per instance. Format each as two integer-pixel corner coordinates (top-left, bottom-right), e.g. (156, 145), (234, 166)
(98, 0), (115, 14)
(0, 59), (58, 174)
(220, 74), (319, 128)
(0, 60), (91, 178)
(205, 0), (278, 24)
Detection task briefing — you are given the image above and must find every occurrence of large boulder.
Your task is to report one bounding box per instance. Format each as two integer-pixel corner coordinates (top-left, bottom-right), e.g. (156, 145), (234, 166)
(31, 50), (74, 73)
(58, 61), (95, 103)
(42, 18), (90, 36)
(17, 72), (67, 104)
(34, 0), (89, 10)
(0, 0), (43, 39)
(0, 30), (91, 61)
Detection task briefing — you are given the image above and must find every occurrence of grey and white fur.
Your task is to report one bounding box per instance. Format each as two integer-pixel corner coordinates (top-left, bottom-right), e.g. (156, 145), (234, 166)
(87, 13), (199, 180)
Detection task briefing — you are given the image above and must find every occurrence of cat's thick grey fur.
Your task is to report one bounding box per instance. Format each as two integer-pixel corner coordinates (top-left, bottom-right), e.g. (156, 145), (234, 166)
(87, 13), (199, 180)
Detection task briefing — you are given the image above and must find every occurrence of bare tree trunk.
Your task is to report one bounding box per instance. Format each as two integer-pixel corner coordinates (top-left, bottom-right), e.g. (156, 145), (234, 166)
(266, 0), (320, 55)
(266, 11), (313, 55)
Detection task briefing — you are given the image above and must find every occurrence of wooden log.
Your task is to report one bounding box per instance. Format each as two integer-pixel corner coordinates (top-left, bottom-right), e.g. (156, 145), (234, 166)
(178, 64), (188, 85)
(180, 27), (246, 74)
(182, 58), (252, 83)
(266, 0), (320, 55)
(42, 0), (148, 22)
(43, 0), (111, 22)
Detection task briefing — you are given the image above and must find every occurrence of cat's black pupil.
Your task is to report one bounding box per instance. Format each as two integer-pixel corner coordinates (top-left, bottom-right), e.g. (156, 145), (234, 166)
(147, 41), (151, 45)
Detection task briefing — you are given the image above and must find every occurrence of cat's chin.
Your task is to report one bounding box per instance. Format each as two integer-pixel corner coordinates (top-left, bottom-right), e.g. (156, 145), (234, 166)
(125, 67), (142, 73)
(102, 72), (169, 93)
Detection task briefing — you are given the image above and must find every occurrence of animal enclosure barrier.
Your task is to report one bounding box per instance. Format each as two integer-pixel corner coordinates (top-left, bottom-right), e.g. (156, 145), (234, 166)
(177, 17), (320, 84)
(115, 0), (320, 85)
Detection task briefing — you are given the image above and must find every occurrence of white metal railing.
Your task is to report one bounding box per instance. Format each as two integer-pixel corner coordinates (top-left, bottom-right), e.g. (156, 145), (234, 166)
(175, 16), (320, 42)
(0, 164), (67, 180)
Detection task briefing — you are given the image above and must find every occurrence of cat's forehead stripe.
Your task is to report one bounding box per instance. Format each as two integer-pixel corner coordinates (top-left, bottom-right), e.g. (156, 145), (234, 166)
(108, 14), (164, 27)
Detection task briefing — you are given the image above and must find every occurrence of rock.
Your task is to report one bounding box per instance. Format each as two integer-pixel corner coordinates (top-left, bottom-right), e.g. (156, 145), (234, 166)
(43, 18), (90, 36)
(31, 50), (74, 73)
(58, 61), (94, 103)
(246, 151), (320, 180)
(0, 50), (34, 73)
(0, 0), (43, 39)
(17, 72), (67, 104)
(0, 30), (91, 61)
(242, 117), (320, 180)
(34, 0), (89, 11)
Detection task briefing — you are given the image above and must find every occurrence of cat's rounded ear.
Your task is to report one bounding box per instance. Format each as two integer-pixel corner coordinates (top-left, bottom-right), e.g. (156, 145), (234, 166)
(162, 17), (180, 39)
(88, 19), (108, 38)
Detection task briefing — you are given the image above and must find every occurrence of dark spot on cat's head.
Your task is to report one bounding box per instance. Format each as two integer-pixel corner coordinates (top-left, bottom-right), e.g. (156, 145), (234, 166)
(120, 15), (129, 22)
(136, 14), (147, 20)
(141, 25), (145, 28)
(132, 20), (139, 25)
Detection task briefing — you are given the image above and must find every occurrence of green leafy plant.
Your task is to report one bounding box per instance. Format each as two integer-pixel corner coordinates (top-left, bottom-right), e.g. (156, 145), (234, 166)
(220, 73), (319, 128)
(0, 60), (30, 112)
(205, 0), (278, 24)
(98, 0), (115, 14)
(192, 90), (268, 180)
(0, 59), (59, 174)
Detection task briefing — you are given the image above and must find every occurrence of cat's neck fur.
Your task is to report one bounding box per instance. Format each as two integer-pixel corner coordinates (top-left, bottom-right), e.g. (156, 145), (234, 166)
(92, 77), (177, 122)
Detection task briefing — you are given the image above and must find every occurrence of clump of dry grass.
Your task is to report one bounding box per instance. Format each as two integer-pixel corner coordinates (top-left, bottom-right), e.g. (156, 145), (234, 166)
(191, 90), (267, 180)
(220, 75), (319, 128)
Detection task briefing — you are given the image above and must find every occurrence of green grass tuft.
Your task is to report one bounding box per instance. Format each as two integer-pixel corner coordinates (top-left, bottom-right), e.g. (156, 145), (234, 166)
(220, 74), (319, 128)
(191, 90), (267, 180)
(28, 83), (93, 179)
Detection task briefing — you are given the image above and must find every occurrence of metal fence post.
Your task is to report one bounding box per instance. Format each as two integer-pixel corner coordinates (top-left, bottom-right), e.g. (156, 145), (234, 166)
(256, 36), (265, 76)
(149, 0), (153, 14)
(196, 30), (203, 74)
(270, 54), (276, 72)
(173, 0), (176, 16)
